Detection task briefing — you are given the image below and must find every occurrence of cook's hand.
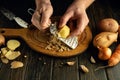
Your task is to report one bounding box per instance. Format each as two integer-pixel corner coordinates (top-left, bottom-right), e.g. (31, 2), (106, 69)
(31, 0), (53, 31)
(59, 0), (89, 37)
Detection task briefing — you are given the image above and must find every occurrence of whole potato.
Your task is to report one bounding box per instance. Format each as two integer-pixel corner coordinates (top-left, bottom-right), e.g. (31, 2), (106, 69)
(98, 18), (119, 32)
(118, 26), (120, 38)
(93, 32), (118, 48)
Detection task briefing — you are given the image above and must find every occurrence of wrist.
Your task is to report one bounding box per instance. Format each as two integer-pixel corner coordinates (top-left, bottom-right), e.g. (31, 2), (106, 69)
(74, 0), (95, 10)
(35, 0), (51, 9)
(36, 0), (50, 3)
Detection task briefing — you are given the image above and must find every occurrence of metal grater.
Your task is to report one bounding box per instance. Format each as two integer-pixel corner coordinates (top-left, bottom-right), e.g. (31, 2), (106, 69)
(50, 23), (78, 49)
(27, 8), (78, 49)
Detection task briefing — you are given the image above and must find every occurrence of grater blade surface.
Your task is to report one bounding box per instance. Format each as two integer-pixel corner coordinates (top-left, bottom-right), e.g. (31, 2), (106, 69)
(50, 23), (78, 49)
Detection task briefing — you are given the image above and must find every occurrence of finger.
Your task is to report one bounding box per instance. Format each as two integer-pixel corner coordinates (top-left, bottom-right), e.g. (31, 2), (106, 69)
(31, 17), (46, 32)
(68, 20), (76, 32)
(70, 17), (88, 37)
(41, 9), (53, 29)
(59, 11), (73, 28)
(31, 13), (42, 30)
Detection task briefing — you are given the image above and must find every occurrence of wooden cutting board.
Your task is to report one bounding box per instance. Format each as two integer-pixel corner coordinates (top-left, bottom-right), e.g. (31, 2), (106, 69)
(0, 25), (92, 57)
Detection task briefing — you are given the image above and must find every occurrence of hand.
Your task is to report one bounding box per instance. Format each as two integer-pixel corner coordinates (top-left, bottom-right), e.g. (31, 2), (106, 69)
(31, 0), (53, 31)
(59, 0), (89, 37)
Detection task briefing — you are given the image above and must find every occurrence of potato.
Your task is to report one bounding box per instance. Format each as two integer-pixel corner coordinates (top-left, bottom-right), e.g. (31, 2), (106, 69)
(66, 61), (75, 66)
(7, 39), (20, 50)
(118, 26), (120, 38)
(10, 61), (23, 69)
(0, 34), (5, 46)
(1, 47), (9, 55)
(1, 57), (9, 64)
(93, 32), (118, 48)
(80, 65), (89, 73)
(57, 25), (70, 38)
(98, 18), (119, 32)
(4, 50), (21, 60)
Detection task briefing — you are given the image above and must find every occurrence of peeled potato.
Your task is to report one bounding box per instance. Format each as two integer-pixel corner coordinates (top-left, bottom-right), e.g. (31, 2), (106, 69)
(7, 39), (20, 50)
(58, 25), (70, 38)
(4, 50), (21, 60)
(1, 57), (9, 64)
(1, 47), (9, 55)
(98, 18), (119, 32)
(93, 32), (118, 48)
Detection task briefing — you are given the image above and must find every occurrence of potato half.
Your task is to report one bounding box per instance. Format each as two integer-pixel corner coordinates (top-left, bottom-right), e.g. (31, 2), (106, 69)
(58, 25), (70, 38)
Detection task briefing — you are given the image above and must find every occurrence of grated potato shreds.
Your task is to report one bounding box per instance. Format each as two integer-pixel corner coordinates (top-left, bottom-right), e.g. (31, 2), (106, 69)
(45, 35), (71, 52)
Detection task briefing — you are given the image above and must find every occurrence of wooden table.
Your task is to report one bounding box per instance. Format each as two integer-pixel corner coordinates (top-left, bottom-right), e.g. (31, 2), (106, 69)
(0, 0), (120, 80)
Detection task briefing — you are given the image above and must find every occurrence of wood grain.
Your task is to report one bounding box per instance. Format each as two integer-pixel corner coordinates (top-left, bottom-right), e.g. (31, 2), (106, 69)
(0, 26), (92, 57)
(0, 0), (120, 80)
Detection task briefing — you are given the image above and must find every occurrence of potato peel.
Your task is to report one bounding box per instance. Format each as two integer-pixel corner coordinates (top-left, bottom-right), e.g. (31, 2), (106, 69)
(66, 61), (75, 66)
(10, 61), (23, 69)
(80, 65), (89, 73)
(90, 56), (96, 63)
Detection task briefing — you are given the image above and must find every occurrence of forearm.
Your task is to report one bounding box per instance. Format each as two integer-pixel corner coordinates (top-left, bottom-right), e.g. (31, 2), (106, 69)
(74, 0), (95, 9)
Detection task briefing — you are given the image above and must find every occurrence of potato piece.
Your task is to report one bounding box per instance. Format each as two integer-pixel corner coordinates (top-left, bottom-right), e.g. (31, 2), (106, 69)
(7, 39), (20, 50)
(1, 57), (9, 64)
(93, 32), (118, 48)
(80, 65), (89, 73)
(0, 34), (5, 46)
(10, 61), (23, 69)
(66, 61), (75, 66)
(58, 25), (70, 38)
(1, 47), (9, 56)
(98, 18), (119, 32)
(4, 50), (21, 60)
(90, 56), (96, 63)
(118, 26), (120, 38)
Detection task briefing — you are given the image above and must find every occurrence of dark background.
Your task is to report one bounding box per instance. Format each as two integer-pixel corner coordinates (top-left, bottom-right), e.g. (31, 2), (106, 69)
(0, 0), (120, 80)
(0, 0), (73, 23)
(0, 0), (119, 23)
